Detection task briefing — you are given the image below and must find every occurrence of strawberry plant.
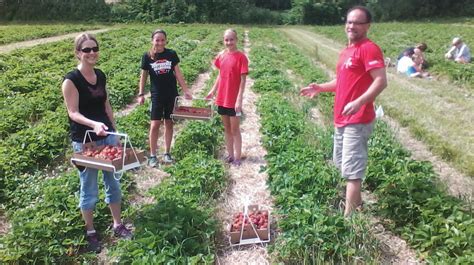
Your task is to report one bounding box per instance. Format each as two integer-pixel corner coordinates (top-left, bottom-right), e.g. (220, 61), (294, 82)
(0, 25), (225, 263)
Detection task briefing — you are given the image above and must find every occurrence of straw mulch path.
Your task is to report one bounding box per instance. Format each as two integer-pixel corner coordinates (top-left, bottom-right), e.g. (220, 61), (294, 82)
(214, 30), (274, 265)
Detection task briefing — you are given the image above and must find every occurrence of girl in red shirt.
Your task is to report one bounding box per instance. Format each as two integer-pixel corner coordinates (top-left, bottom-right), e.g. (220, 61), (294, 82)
(206, 29), (249, 166)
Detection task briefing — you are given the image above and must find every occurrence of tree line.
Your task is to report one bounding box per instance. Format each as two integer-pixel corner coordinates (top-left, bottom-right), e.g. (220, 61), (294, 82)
(0, 0), (473, 24)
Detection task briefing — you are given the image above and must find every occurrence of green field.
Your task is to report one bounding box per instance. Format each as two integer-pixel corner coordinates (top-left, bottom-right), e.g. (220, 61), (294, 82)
(0, 22), (472, 263)
(0, 23), (108, 45)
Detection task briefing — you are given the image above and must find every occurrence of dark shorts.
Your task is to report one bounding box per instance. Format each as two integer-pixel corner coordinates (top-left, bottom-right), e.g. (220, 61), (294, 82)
(151, 99), (175, 120)
(217, 106), (237, 116)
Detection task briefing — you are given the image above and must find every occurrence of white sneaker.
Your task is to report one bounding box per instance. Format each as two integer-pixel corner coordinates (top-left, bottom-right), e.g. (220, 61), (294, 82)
(148, 156), (158, 167)
(163, 153), (174, 163)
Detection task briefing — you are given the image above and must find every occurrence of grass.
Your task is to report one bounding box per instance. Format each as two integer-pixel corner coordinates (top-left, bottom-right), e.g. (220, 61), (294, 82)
(279, 26), (474, 177)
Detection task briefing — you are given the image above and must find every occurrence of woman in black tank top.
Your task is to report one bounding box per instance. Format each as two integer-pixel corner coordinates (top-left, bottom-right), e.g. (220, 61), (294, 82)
(61, 33), (132, 253)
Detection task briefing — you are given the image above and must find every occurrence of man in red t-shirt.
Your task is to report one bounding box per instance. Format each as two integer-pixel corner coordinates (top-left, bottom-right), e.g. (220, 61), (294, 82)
(300, 6), (387, 217)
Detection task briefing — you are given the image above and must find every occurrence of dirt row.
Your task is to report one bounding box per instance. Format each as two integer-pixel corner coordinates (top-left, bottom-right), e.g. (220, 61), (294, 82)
(214, 30), (273, 265)
(98, 68), (213, 262)
(0, 28), (111, 54)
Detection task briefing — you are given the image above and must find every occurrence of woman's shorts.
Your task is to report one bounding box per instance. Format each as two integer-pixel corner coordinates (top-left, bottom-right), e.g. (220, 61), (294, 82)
(217, 106), (237, 116)
(151, 100), (175, 120)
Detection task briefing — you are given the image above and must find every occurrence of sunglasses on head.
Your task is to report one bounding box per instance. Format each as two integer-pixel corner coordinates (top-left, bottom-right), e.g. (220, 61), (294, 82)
(81, 46), (99, 53)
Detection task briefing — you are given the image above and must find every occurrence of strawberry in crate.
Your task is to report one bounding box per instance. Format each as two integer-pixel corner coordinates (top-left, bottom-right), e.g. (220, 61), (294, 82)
(83, 145), (123, 161)
(230, 210), (269, 232)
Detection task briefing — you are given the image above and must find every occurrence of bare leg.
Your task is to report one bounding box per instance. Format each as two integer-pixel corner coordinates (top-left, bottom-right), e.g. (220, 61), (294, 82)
(221, 115), (234, 158)
(81, 210), (95, 231)
(230, 116), (242, 160)
(344, 179), (362, 217)
(109, 202), (122, 227)
(163, 119), (174, 153)
(149, 120), (161, 156)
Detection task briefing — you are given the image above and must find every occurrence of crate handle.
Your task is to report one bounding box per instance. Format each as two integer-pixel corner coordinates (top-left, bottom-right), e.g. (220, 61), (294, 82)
(83, 130), (141, 180)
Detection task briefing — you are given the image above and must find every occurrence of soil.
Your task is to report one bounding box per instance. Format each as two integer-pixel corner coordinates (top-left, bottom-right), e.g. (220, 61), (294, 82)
(0, 209), (10, 236)
(0, 28), (110, 54)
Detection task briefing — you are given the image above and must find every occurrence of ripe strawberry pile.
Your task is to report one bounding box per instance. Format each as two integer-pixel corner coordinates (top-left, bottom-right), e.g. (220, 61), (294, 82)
(231, 210), (269, 232)
(82, 145), (123, 160)
(176, 107), (209, 115)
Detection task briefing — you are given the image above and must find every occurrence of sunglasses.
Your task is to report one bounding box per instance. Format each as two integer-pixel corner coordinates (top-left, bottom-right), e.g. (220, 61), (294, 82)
(81, 46), (99, 53)
(345, 21), (369, 25)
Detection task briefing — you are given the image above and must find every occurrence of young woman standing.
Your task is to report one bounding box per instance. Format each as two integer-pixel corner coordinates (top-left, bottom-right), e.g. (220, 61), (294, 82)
(206, 29), (248, 166)
(137, 29), (192, 167)
(62, 33), (132, 253)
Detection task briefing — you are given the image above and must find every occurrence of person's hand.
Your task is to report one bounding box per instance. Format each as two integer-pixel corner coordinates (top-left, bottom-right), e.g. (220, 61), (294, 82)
(184, 91), (193, 100)
(137, 94), (145, 105)
(300, 84), (320, 98)
(235, 101), (242, 114)
(205, 91), (214, 100)
(93, 122), (108, 136)
(342, 100), (362, 116)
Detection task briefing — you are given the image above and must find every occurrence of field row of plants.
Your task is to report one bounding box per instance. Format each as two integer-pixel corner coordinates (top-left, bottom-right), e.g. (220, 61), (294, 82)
(284, 26), (474, 177)
(0, 25), (225, 262)
(0, 23), (108, 45)
(263, 28), (473, 262)
(108, 73), (227, 263)
(0, 25), (211, 139)
(1, 23), (472, 263)
(310, 22), (474, 88)
(0, 25), (220, 201)
(249, 28), (382, 263)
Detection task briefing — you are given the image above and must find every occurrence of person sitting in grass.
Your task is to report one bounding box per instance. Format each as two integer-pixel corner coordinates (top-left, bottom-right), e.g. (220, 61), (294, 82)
(398, 42), (428, 69)
(397, 54), (414, 75)
(406, 54), (431, 78)
(445, 37), (471, 64)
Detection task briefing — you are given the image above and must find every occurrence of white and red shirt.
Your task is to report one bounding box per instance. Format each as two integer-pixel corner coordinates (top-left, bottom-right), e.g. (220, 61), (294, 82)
(214, 51), (248, 108)
(334, 38), (385, 127)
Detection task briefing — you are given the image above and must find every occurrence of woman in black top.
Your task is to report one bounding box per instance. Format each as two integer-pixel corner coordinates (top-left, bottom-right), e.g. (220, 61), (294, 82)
(62, 33), (131, 253)
(137, 29), (192, 167)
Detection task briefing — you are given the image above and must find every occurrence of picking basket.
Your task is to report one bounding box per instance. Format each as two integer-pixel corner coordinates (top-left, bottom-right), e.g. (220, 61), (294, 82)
(71, 130), (145, 179)
(170, 96), (213, 121)
(229, 204), (271, 246)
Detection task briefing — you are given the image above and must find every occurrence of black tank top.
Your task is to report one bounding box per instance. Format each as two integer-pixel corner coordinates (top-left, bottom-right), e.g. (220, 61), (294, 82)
(64, 68), (114, 142)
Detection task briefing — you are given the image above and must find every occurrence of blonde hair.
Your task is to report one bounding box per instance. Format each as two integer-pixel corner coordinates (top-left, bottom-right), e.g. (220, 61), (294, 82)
(224, 28), (238, 39)
(74, 33), (98, 52)
(74, 33), (98, 60)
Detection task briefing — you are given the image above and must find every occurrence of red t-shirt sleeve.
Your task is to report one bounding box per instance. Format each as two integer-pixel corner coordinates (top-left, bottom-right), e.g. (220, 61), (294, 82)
(214, 52), (225, 69)
(362, 43), (385, 72)
(214, 56), (220, 69)
(240, 54), (249, 75)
